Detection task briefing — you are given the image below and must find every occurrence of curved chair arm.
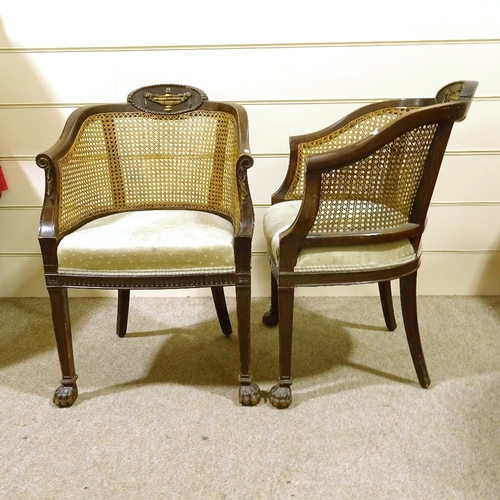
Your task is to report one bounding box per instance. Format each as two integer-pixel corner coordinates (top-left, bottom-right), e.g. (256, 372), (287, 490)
(227, 101), (255, 239)
(235, 153), (255, 239)
(233, 152), (255, 273)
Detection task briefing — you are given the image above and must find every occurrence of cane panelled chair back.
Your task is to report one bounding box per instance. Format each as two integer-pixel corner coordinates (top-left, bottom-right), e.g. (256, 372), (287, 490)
(38, 84), (260, 407)
(262, 81), (478, 408)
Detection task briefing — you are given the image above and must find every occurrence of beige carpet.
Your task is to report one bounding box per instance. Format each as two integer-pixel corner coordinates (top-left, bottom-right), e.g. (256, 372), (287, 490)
(1, 295), (499, 499)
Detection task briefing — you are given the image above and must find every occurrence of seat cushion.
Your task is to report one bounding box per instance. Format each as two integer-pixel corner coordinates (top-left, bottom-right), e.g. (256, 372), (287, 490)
(263, 200), (419, 273)
(57, 210), (235, 276)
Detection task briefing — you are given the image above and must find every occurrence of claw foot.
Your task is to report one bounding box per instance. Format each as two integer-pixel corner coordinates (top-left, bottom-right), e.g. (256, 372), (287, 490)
(262, 309), (279, 326)
(269, 383), (292, 409)
(53, 384), (78, 408)
(239, 382), (261, 406)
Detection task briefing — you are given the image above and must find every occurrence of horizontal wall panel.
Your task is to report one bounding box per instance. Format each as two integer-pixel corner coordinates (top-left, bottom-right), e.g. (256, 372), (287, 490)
(1, 103), (494, 159)
(434, 155), (500, 202)
(248, 157), (288, 205)
(0, 52), (118, 104)
(246, 104), (359, 153)
(105, 45), (500, 103)
(0, 157), (288, 211)
(419, 251), (500, 295)
(0, 256), (45, 297)
(8, 193), (497, 256)
(1, 44), (498, 104)
(445, 102), (498, 151)
(252, 205), (500, 254)
(423, 206), (500, 251)
(6, 202), (497, 258)
(245, 101), (498, 154)
(0, 160), (45, 206)
(0, 209), (40, 253)
(0, 108), (73, 156)
(3, 2), (500, 48)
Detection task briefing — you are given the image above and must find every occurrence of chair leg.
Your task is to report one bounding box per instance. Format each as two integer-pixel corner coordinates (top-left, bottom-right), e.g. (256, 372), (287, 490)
(211, 286), (232, 336)
(116, 289), (130, 338)
(262, 273), (279, 326)
(235, 284), (260, 406)
(378, 281), (397, 331)
(400, 272), (431, 388)
(269, 285), (294, 409)
(48, 288), (78, 407)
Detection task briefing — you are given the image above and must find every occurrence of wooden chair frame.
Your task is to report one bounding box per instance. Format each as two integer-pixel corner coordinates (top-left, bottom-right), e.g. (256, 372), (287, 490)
(38, 84), (260, 407)
(262, 81), (478, 408)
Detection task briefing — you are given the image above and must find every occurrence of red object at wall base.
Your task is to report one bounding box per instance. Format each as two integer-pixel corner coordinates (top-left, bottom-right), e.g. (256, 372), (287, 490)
(0, 166), (8, 196)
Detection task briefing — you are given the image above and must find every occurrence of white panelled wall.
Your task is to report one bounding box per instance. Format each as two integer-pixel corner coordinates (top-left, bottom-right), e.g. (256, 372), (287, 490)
(1, 1), (499, 297)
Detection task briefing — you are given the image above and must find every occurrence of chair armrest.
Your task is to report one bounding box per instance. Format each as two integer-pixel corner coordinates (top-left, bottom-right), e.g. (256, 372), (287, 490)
(231, 152), (254, 273)
(235, 153), (255, 239)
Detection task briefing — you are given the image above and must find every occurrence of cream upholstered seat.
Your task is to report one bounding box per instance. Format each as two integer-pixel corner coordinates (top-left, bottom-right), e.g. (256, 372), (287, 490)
(57, 210), (235, 276)
(261, 81), (478, 409)
(263, 199), (419, 274)
(37, 84), (260, 408)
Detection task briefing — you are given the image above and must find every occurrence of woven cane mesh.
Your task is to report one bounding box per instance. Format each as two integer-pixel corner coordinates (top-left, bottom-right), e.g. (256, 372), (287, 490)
(57, 111), (240, 233)
(311, 123), (438, 233)
(286, 107), (416, 200)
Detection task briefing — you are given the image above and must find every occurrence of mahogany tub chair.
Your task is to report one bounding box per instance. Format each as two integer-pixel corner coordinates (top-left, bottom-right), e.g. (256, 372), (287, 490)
(262, 81), (478, 408)
(37, 84), (260, 407)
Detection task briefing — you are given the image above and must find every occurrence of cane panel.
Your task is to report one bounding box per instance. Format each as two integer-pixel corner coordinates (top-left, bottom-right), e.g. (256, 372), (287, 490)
(57, 110), (240, 234)
(312, 123), (438, 233)
(285, 107), (416, 201)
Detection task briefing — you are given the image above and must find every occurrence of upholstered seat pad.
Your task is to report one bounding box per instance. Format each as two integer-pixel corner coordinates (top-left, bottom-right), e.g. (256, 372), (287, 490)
(57, 210), (236, 276)
(263, 200), (419, 273)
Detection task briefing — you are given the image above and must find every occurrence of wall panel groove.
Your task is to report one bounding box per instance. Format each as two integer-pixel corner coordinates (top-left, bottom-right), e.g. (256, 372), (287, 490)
(2, 38), (500, 54)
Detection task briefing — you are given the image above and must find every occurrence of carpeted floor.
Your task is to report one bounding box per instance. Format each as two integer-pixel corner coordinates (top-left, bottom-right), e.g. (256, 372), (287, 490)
(1, 296), (499, 499)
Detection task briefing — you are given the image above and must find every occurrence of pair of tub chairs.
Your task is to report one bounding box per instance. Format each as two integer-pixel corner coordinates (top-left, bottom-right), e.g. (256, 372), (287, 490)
(37, 81), (477, 408)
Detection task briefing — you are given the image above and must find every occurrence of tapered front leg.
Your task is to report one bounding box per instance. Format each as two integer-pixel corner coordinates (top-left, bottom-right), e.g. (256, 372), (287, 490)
(269, 285), (294, 409)
(400, 272), (430, 388)
(235, 284), (260, 406)
(48, 288), (78, 407)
